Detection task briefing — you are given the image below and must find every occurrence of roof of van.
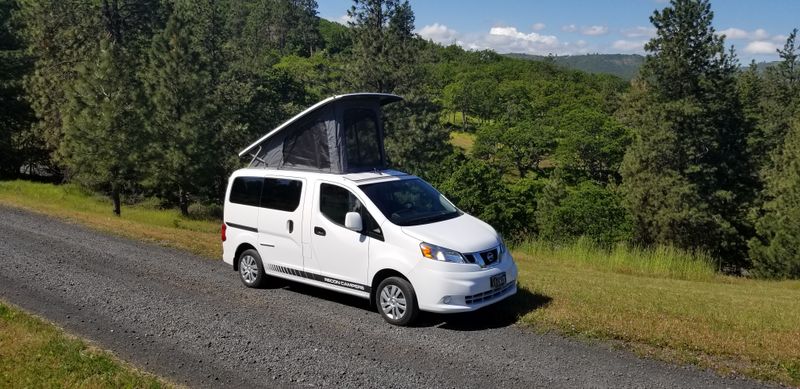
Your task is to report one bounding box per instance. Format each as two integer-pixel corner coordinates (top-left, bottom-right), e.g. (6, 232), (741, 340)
(231, 168), (411, 186)
(238, 93), (403, 158)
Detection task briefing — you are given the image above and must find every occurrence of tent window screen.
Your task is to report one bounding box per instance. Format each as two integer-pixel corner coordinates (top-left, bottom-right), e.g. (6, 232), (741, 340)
(344, 109), (382, 169)
(283, 120), (330, 169)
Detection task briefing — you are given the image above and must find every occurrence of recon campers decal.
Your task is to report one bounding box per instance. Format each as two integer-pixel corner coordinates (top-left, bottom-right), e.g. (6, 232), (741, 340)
(267, 264), (371, 293)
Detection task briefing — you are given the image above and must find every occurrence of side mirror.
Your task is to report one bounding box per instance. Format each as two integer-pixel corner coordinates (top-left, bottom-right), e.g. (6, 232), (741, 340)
(344, 212), (363, 232)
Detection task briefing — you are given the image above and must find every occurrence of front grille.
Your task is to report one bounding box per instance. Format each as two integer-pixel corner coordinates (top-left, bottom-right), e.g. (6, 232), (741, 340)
(464, 282), (514, 305)
(479, 248), (499, 266)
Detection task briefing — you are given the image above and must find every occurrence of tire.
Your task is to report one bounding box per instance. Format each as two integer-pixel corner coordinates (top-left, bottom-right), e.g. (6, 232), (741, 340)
(238, 249), (266, 288)
(376, 277), (419, 326)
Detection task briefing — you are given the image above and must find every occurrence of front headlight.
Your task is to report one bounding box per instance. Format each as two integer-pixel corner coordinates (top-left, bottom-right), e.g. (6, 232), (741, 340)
(419, 242), (467, 263)
(498, 235), (507, 255)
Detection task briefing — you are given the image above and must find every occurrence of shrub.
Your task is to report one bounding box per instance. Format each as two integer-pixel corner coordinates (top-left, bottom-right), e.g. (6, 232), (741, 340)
(536, 180), (633, 246)
(187, 202), (223, 221)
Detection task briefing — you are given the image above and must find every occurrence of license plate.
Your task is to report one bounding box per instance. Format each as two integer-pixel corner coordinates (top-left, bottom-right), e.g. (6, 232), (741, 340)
(490, 273), (506, 288)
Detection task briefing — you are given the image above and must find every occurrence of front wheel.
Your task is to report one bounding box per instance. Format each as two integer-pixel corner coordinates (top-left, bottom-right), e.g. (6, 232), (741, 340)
(376, 277), (419, 326)
(238, 249), (266, 288)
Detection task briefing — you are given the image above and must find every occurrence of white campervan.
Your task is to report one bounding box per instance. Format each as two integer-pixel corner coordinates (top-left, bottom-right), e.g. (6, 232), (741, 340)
(222, 93), (517, 326)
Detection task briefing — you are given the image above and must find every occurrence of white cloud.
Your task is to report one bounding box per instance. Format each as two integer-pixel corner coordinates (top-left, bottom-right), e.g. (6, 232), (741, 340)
(744, 41), (779, 55)
(418, 23), (460, 44)
(717, 27), (773, 41)
(561, 24), (577, 32)
(336, 14), (353, 25)
(532, 22), (546, 31)
(488, 26), (560, 46)
(773, 34), (789, 42)
(455, 25), (578, 55)
(719, 27), (749, 40)
(581, 25), (608, 36)
(621, 26), (656, 38)
(612, 39), (647, 52)
(752, 28), (769, 40)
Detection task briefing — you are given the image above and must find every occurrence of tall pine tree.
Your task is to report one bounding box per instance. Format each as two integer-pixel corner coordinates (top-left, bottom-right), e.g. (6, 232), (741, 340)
(60, 0), (161, 215)
(15, 0), (102, 175)
(347, 0), (451, 178)
(749, 122), (800, 278)
(142, 0), (224, 215)
(0, 0), (34, 178)
(618, 0), (754, 269)
(751, 29), (799, 171)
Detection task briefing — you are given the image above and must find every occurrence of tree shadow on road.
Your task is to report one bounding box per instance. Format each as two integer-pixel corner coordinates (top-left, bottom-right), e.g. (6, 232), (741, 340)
(416, 286), (551, 331)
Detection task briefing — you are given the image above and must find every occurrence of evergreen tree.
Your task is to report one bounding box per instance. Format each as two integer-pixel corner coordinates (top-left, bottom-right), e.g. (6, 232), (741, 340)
(14, 0), (102, 175)
(749, 122), (800, 278)
(347, 0), (449, 178)
(0, 0), (34, 178)
(142, 0), (225, 215)
(60, 0), (161, 215)
(618, 0), (754, 268)
(755, 29), (799, 170)
(346, 0), (417, 93)
(738, 61), (764, 161)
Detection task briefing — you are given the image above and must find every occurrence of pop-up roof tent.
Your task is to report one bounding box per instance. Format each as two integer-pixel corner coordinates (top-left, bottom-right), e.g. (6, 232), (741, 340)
(239, 93), (403, 173)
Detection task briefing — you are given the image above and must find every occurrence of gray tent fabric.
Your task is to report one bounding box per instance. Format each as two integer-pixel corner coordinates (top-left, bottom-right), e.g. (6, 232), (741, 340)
(239, 93), (402, 173)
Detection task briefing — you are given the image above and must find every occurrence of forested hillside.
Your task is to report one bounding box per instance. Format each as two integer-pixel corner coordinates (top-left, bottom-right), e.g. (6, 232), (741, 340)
(505, 53), (644, 79)
(1, 0), (798, 278)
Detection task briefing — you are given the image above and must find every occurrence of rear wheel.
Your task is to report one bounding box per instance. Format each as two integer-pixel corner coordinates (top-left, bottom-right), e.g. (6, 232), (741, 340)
(238, 249), (266, 288)
(376, 277), (419, 326)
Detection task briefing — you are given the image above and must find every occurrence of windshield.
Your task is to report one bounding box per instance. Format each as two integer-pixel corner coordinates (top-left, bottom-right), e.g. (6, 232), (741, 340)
(359, 178), (461, 226)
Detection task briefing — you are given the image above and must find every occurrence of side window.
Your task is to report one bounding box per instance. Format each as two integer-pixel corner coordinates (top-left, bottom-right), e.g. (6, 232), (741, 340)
(320, 183), (362, 225)
(319, 183), (383, 240)
(261, 178), (303, 212)
(229, 177), (263, 207)
(344, 108), (382, 169)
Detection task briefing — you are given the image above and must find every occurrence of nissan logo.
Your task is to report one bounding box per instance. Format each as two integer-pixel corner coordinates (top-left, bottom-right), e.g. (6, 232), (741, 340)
(486, 252), (495, 262)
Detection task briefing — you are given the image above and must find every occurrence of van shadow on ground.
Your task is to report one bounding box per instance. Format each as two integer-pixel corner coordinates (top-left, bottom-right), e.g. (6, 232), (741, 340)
(269, 279), (551, 331)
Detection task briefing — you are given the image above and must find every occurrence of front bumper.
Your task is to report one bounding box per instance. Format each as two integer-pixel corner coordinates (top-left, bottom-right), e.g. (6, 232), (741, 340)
(409, 251), (518, 313)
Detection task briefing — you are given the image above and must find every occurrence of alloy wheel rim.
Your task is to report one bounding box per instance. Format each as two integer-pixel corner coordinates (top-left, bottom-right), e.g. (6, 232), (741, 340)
(240, 255), (258, 284)
(380, 285), (407, 320)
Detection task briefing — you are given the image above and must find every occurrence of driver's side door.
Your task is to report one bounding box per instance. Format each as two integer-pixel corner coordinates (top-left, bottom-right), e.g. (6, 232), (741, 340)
(306, 182), (372, 292)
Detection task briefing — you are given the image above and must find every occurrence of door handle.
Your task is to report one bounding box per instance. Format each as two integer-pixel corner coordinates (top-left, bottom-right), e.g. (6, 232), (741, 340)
(287, 220), (294, 233)
(314, 226), (326, 236)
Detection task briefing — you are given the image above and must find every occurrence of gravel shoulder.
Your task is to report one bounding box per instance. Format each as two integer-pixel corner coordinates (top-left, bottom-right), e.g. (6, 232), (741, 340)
(0, 206), (774, 388)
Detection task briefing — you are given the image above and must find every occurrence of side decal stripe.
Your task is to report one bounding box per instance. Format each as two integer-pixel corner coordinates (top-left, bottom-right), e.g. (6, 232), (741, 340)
(266, 264), (371, 293)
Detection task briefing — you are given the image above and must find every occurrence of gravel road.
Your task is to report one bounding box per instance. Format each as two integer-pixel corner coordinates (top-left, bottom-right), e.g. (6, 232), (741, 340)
(0, 206), (774, 388)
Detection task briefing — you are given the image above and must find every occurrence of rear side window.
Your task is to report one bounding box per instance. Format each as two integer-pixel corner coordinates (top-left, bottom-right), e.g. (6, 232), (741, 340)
(320, 183), (363, 225)
(261, 178), (303, 212)
(229, 177), (263, 206)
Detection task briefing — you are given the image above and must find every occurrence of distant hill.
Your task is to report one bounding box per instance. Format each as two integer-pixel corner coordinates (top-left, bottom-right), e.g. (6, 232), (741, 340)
(505, 53), (645, 80)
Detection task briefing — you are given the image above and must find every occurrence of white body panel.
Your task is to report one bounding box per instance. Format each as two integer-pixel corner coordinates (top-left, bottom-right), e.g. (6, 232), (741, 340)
(222, 168), (517, 314)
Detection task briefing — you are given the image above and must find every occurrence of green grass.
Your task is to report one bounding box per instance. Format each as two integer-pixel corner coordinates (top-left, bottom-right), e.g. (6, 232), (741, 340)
(0, 180), (221, 258)
(1, 180), (799, 386)
(517, 237), (718, 281)
(0, 301), (170, 388)
(449, 131), (476, 153)
(512, 240), (800, 385)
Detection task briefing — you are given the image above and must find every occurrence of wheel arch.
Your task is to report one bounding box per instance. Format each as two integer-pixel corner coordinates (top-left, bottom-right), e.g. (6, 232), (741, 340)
(233, 243), (257, 271)
(370, 268), (409, 307)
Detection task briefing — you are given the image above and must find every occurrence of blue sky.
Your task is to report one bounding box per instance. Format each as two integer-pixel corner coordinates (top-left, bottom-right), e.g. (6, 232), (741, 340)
(318, 0), (800, 62)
